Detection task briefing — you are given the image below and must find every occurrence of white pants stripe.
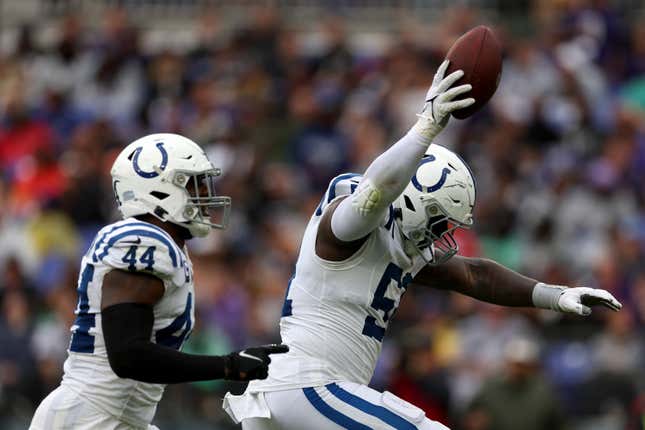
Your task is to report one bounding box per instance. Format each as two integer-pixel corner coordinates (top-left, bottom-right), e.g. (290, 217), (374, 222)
(236, 382), (450, 430)
(304, 384), (418, 429)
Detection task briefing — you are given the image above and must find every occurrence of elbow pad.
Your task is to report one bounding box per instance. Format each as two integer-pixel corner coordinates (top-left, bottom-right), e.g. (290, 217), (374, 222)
(331, 179), (388, 242)
(351, 179), (383, 216)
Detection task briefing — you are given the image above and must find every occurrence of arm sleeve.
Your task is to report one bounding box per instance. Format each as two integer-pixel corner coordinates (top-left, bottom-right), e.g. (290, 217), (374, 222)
(330, 128), (432, 241)
(102, 303), (229, 383)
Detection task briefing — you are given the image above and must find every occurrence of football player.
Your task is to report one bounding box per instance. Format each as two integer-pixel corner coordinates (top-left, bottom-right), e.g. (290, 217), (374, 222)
(223, 61), (622, 430)
(30, 133), (288, 430)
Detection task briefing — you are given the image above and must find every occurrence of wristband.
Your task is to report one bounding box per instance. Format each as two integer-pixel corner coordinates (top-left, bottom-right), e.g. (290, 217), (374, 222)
(531, 282), (566, 311)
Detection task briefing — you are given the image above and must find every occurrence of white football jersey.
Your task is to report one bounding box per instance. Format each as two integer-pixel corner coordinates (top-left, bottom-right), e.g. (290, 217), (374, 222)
(60, 218), (195, 428)
(248, 174), (431, 393)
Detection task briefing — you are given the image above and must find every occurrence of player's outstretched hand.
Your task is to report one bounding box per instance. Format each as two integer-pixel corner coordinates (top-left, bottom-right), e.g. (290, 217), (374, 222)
(224, 344), (289, 381)
(415, 60), (475, 139)
(557, 287), (622, 316)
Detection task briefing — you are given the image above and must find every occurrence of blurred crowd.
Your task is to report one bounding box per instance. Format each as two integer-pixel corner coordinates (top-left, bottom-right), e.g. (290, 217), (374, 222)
(1, 1), (645, 429)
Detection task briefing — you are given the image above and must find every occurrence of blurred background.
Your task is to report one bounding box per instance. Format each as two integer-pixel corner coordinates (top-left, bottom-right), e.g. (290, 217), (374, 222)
(0, 0), (644, 429)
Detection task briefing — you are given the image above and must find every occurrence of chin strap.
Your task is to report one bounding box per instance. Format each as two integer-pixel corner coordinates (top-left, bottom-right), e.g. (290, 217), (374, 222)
(395, 221), (434, 265)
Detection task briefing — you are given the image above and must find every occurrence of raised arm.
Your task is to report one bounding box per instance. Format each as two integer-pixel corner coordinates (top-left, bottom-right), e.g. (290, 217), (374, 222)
(414, 255), (622, 315)
(316, 61), (474, 260)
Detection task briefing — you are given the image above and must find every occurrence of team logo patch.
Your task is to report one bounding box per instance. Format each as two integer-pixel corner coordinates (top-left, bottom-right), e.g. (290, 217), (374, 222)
(411, 155), (451, 192)
(132, 142), (168, 178)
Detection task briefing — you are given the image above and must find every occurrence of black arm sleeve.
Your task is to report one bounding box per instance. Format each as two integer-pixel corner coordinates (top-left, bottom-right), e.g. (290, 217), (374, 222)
(102, 303), (229, 384)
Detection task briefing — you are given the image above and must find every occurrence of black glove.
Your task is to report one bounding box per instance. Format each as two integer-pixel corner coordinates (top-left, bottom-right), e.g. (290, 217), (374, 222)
(224, 344), (289, 381)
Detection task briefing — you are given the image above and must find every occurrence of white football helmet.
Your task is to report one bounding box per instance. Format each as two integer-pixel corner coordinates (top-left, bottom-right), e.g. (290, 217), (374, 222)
(111, 133), (231, 238)
(394, 144), (475, 265)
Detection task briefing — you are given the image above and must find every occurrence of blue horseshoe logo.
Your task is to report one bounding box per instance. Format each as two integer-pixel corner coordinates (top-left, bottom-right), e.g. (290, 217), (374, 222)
(132, 142), (168, 178)
(411, 155), (451, 193)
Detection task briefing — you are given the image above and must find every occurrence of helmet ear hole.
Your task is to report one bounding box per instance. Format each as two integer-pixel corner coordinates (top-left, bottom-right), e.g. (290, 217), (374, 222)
(404, 195), (416, 211)
(150, 191), (169, 200)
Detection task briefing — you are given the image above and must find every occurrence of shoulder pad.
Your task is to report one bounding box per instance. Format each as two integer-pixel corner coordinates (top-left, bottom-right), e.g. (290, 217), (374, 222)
(89, 221), (184, 279)
(314, 173), (362, 216)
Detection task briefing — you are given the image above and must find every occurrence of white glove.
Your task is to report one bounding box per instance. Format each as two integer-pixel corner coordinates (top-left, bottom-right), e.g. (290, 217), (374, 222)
(532, 283), (622, 316)
(412, 60), (475, 140)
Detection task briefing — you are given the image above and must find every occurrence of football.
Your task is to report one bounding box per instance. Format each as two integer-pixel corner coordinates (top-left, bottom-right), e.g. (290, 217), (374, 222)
(445, 25), (503, 119)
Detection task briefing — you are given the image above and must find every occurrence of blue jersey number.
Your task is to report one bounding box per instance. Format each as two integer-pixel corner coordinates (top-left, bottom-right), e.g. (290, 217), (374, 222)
(121, 245), (156, 271)
(362, 263), (412, 342)
(281, 276), (295, 317)
(156, 293), (193, 350)
(70, 263), (96, 353)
